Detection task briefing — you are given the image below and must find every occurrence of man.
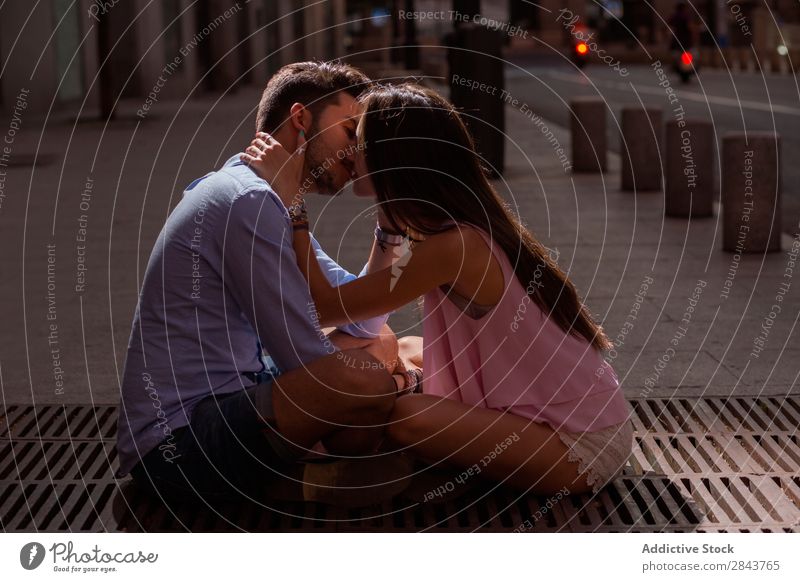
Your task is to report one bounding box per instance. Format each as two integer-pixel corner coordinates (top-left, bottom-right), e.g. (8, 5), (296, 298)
(117, 61), (405, 500)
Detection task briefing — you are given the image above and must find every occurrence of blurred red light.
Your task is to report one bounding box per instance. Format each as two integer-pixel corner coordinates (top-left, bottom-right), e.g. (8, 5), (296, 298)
(681, 51), (693, 65)
(576, 43), (588, 55)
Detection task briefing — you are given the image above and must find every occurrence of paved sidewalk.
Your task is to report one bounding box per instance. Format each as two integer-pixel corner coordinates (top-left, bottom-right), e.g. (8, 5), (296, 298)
(1, 80), (799, 533)
(0, 83), (797, 407)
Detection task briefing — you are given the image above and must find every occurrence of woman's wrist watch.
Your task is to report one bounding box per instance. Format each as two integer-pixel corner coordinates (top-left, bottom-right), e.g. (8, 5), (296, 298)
(374, 224), (405, 246)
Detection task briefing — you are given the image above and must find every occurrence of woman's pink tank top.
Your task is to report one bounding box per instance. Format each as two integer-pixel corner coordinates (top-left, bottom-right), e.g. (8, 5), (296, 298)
(422, 226), (630, 433)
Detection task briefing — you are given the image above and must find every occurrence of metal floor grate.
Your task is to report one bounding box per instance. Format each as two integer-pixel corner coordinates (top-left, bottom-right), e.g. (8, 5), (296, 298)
(1, 397), (799, 532)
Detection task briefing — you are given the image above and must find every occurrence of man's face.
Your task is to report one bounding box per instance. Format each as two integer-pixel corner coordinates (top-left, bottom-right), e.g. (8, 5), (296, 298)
(303, 92), (361, 195)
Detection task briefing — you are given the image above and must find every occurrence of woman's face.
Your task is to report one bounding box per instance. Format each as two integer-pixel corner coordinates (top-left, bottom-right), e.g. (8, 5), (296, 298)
(352, 115), (377, 198)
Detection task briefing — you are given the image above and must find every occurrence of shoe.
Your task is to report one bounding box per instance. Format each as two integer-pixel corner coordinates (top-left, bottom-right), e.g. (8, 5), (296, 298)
(302, 451), (414, 507)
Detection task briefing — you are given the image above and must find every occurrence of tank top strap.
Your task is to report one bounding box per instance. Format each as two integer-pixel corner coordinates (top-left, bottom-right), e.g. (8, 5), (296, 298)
(463, 224), (518, 284)
(436, 221), (518, 286)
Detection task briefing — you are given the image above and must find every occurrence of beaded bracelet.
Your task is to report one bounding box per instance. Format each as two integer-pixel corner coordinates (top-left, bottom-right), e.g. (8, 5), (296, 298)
(396, 368), (423, 397)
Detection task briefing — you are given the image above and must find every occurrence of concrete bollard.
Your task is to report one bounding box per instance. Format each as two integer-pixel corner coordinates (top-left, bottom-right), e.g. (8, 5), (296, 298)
(744, 47), (756, 72)
(570, 97), (606, 173)
(772, 51), (789, 75)
(761, 55), (772, 73)
(722, 132), (781, 253)
(699, 47), (713, 67)
(621, 106), (663, 192)
(665, 119), (714, 217)
(790, 49), (800, 73)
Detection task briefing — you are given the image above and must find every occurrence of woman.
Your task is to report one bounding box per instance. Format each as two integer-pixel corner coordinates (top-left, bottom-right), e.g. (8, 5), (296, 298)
(242, 83), (632, 496)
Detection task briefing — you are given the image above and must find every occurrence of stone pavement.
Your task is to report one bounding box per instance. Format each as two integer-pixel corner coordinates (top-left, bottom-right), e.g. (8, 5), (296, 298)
(0, 83), (797, 407)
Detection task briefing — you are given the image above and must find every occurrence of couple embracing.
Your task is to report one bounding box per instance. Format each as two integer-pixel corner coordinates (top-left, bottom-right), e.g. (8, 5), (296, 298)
(116, 61), (632, 503)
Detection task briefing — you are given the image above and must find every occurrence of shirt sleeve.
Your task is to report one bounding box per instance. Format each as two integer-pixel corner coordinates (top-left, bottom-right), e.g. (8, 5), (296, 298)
(220, 188), (336, 373)
(309, 234), (390, 339)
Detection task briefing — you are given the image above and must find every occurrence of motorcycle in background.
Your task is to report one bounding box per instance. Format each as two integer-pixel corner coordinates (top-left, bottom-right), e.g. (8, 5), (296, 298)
(673, 48), (698, 83)
(569, 19), (592, 69)
(573, 40), (590, 68)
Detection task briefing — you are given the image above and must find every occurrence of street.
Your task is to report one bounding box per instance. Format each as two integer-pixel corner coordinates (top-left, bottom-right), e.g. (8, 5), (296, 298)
(505, 56), (800, 235)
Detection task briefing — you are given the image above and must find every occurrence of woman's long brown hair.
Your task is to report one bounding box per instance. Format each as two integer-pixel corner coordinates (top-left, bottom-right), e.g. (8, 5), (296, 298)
(359, 83), (611, 351)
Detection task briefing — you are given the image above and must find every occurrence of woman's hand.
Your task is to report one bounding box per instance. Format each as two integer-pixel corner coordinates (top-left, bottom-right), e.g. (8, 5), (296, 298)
(240, 131), (306, 208)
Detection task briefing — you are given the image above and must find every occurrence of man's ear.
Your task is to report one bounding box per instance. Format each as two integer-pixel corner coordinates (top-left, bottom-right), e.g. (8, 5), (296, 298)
(289, 103), (311, 134)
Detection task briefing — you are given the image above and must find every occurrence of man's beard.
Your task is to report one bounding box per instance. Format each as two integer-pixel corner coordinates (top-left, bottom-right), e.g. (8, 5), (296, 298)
(303, 123), (344, 196)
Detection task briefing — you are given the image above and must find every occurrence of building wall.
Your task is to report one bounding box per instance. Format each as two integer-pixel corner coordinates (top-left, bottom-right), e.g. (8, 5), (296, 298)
(535, 0), (585, 46)
(1, 1), (63, 113)
(1, 1), (346, 116)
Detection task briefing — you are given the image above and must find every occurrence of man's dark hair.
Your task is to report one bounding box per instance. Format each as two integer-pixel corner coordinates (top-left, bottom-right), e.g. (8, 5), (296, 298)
(256, 61), (371, 134)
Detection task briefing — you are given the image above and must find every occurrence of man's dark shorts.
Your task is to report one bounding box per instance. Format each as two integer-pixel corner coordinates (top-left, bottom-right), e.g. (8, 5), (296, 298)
(130, 375), (301, 501)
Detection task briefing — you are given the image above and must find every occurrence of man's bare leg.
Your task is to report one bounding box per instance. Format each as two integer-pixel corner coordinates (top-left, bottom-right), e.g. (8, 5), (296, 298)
(264, 348), (396, 459)
(324, 324), (400, 374)
(315, 324), (402, 454)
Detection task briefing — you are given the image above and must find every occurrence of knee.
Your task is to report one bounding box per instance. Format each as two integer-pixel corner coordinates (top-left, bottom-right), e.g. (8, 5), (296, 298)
(398, 335), (423, 369)
(364, 324), (399, 373)
(398, 335), (422, 356)
(378, 324), (399, 368)
(385, 394), (435, 446)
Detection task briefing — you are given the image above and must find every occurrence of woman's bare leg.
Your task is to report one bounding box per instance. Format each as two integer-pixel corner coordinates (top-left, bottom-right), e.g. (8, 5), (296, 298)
(398, 335), (423, 370)
(386, 394), (592, 495)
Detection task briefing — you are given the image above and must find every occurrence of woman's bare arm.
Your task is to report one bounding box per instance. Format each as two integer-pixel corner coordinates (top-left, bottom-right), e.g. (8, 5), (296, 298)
(293, 226), (467, 327)
(362, 210), (404, 275)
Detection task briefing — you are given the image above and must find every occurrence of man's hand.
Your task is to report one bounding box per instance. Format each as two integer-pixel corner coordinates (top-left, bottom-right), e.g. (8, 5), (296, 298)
(325, 324), (403, 375)
(241, 131), (306, 208)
